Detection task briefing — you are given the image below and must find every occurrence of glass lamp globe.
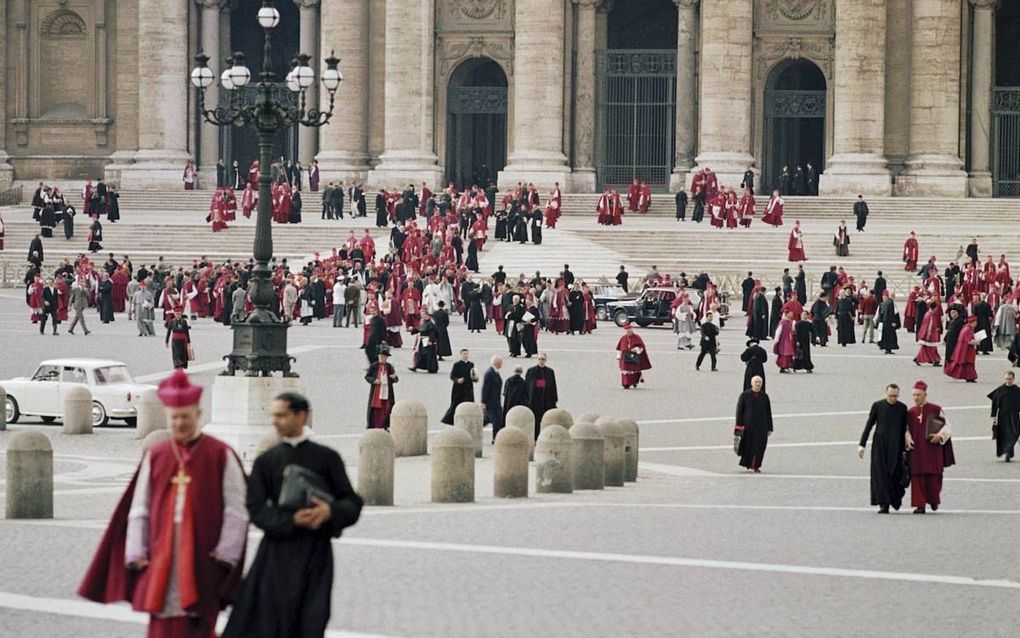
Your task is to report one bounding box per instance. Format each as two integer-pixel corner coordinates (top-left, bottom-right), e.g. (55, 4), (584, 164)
(257, 6), (280, 29)
(229, 64), (251, 88)
(295, 65), (315, 89)
(220, 69), (235, 90)
(286, 70), (300, 93)
(191, 66), (214, 89)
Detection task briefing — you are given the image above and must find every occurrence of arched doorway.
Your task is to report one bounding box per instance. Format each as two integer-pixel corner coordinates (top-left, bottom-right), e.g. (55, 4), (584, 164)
(762, 59), (826, 195)
(445, 58), (508, 190)
(224, 1), (300, 172)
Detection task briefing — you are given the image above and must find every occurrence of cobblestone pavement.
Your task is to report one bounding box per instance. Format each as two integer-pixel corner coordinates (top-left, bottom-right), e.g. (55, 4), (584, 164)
(0, 293), (1018, 637)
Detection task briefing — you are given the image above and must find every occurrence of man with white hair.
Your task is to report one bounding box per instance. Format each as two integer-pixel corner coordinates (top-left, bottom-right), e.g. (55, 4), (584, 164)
(482, 355), (504, 441)
(734, 376), (774, 473)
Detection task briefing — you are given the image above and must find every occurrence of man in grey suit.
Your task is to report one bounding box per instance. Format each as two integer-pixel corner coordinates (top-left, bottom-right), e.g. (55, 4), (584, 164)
(67, 279), (91, 335)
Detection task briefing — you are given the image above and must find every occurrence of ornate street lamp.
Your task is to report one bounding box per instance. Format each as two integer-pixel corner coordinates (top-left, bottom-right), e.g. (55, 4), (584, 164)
(190, 0), (342, 377)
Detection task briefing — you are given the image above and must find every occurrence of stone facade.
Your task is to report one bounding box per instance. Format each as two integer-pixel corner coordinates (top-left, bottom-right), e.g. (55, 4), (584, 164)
(0, 0), (1003, 196)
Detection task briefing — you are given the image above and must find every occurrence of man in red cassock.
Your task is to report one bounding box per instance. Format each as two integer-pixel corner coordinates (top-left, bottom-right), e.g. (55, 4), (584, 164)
(626, 178), (640, 212)
(616, 322), (651, 388)
(637, 181), (651, 214)
(787, 220), (806, 262)
(905, 380), (954, 513)
(545, 182), (561, 228)
(703, 167), (719, 200)
(761, 189), (784, 227)
(596, 188), (611, 225)
(247, 160), (260, 189)
(902, 231), (919, 272)
(945, 315), (979, 382)
(78, 370), (248, 637)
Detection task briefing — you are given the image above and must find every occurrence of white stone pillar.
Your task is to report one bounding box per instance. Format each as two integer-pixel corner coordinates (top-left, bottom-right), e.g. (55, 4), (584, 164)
(967, 0), (995, 197)
(367, 0), (443, 189)
(571, 0), (598, 192)
(120, 0), (191, 188)
(819, 0), (892, 196)
(297, 0), (319, 167)
(692, 0), (754, 188)
(197, 0), (221, 183)
(317, 0), (371, 182)
(498, 0), (571, 190)
(896, 0), (968, 196)
(669, 0), (698, 192)
(0, 0), (12, 187)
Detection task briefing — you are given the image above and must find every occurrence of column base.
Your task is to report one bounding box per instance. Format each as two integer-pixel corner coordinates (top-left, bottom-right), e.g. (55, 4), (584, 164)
(569, 168), (597, 193)
(669, 166), (693, 193)
(103, 150), (136, 186)
(498, 150), (572, 191)
(967, 171), (993, 198)
(692, 152), (756, 191)
(818, 154), (892, 196)
(367, 150), (444, 191)
(118, 149), (193, 190)
(894, 155), (967, 197)
(203, 374), (305, 462)
(0, 151), (14, 189)
(316, 150), (371, 186)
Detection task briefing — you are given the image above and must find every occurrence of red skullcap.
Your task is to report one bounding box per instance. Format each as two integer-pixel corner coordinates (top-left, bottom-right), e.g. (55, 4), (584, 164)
(913, 380), (928, 392)
(157, 369), (203, 408)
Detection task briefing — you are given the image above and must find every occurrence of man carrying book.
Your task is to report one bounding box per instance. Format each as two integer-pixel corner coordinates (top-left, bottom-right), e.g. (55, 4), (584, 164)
(905, 381), (955, 514)
(223, 393), (363, 637)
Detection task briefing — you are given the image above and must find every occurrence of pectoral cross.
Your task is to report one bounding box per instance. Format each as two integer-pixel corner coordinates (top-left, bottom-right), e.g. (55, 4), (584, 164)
(172, 467), (191, 487)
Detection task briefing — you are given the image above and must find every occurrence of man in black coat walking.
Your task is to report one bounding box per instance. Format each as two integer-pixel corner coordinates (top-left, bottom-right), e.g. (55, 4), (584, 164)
(859, 384), (908, 513)
(481, 355), (504, 441)
(853, 195), (869, 231)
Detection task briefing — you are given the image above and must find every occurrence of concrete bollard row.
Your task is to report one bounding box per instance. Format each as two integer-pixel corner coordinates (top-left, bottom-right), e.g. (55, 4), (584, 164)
(431, 427), (474, 503)
(505, 405), (536, 461)
(576, 412), (600, 425)
(540, 408), (573, 432)
(134, 388), (164, 439)
(62, 386), (93, 435)
(391, 400), (428, 457)
(359, 429), (395, 506)
(493, 426), (529, 498)
(570, 422), (605, 490)
(454, 402), (484, 459)
(595, 417), (626, 487)
(0, 386), (7, 432)
(6, 431), (53, 519)
(535, 424), (573, 493)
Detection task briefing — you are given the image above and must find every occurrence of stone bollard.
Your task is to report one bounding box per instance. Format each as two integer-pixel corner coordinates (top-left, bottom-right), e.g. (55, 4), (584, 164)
(618, 418), (640, 482)
(540, 408), (573, 432)
(493, 426), (529, 498)
(141, 430), (170, 453)
(0, 386), (6, 431)
(431, 427), (475, 503)
(6, 431), (53, 519)
(454, 402), (484, 459)
(576, 412), (600, 425)
(359, 429), (395, 506)
(535, 424), (573, 494)
(134, 389), (164, 439)
(505, 405), (536, 460)
(62, 386), (93, 435)
(390, 400), (428, 457)
(596, 417), (626, 487)
(570, 422), (605, 490)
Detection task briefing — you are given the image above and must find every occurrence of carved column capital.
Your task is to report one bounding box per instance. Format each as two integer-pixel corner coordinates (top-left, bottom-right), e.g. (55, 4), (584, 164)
(293, 0), (320, 8)
(572, 0), (600, 7)
(194, 0), (229, 9)
(969, 0), (998, 9)
(674, 0), (699, 8)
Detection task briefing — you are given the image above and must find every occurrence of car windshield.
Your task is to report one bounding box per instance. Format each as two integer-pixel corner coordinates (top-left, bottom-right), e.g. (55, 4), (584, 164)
(94, 366), (133, 385)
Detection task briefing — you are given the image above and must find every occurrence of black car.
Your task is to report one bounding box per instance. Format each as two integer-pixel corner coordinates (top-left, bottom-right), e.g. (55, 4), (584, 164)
(607, 287), (730, 328)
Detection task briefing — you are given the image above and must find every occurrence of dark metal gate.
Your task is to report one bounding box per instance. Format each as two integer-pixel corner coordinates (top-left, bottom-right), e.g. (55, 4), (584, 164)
(762, 89), (825, 194)
(446, 86), (507, 190)
(992, 88), (1020, 197)
(595, 50), (676, 191)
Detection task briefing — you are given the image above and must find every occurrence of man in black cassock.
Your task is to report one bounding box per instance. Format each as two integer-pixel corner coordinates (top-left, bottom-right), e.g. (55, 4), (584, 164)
(734, 376), (773, 472)
(441, 349), (477, 424)
(223, 393), (363, 638)
(675, 190), (687, 221)
(740, 273), (756, 314)
(748, 287), (769, 340)
(853, 195), (869, 231)
(988, 370), (1020, 461)
(858, 384), (908, 513)
(525, 354), (558, 438)
(505, 294), (525, 357)
(364, 306), (387, 365)
(502, 365), (530, 419)
(740, 168), (755, 194)
(740, 338), (767, 391)
(433, 300), (453, 361)
(793, 310), (815, 372)
(970, 292), (994, 355)
(482, 356), (504, 441)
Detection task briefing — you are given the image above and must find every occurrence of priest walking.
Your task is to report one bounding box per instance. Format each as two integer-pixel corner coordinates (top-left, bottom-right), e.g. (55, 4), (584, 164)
(441, 349), (478, 424)
(858, 384), (909, 513)
(734, 375), (774, 473)
(525, 353), (559, 437)
(988, 370), (1020, 462)
(905, 381), (954, 514)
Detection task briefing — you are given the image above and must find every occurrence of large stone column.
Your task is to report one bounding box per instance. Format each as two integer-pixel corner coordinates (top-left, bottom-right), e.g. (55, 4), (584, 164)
(317, 0), (370, 182)
(367, 0), (443, 189)
(498, 0), (571, 190)
(0, 0), (13, 187)
(819, 0), (892, 196)
(669, 0), (698, 192)
(896, 0), (968, 196)
(570, 0), (598, 192)
(692, 0), (753, 188)
(297, 0), (319, 167)
(197, 0), (222, 182)
(967, 0), (995, 197)
(120, 0), (191, 188)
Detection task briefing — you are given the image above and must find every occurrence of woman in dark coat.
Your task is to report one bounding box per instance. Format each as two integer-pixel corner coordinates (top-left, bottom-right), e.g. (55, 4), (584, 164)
(740, 339), (768, 391)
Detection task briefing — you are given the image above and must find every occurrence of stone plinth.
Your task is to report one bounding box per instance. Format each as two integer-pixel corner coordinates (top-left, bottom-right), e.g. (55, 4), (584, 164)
(391, 400), (428, 457)
(493, 426), (529, 498)
(431, 427), (474, 503)
(203, 375), (304, 462)
(0, 386), (6, 431)
(62, 386), (93, 435)
(535, 424), (573, 494)
(595, 417), (626, 487)
(618, 418), (639, 482)
(134, 388), (164, 439)
(453, 402), (484, 459)
(540, 408), (573, 432)
(570, 422), (605, 490)
(505, 405), (536, 460)
(359, 429), (395, 506)
(6, 431), (53, 519)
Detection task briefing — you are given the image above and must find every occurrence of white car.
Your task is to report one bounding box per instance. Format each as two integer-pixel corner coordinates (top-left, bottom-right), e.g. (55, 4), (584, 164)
(2, 359), (156, 428)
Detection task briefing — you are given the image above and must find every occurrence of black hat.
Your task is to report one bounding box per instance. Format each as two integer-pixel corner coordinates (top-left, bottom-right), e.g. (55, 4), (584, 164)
(378, 344), (391, 356)
(745, 338), (760, 347)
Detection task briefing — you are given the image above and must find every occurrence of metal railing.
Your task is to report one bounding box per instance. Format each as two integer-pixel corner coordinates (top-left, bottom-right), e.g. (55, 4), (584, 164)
(0, 185), (23, 206)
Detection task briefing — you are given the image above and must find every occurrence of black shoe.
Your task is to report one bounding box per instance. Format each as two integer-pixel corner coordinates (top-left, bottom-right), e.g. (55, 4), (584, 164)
(930, 503), (938, 512)
(878, 506), (889, 514)
(68, 330), (75, 335)
(913, 507), (926, 514)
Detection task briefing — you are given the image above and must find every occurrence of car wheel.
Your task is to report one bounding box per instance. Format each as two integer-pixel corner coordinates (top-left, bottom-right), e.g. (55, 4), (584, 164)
(122, 417), (138, 428)
(596, 306), (608, 321)
(636, 318), (651, 328)
(92, 402), (109, 428)
(40, 416), (56, 424)
(5, 396), (19, 424)
(613, 310), (629, 327)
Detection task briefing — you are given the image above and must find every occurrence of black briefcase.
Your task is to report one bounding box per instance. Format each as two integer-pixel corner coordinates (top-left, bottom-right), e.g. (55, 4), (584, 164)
(278, 464), (334, 509)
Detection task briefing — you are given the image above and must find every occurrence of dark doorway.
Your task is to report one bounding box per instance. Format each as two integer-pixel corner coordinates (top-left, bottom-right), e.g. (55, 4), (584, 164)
(607, 0), (678, 50)
(993, 2), (1020, 196)
(445, 58), (508, 190)
(762, 59), (826, 195)
(225, 2), (301, 172)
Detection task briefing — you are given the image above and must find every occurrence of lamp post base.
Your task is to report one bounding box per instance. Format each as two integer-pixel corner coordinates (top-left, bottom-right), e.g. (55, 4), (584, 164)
(204, 374), (305, 461)
(225, 320), (297, 377)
